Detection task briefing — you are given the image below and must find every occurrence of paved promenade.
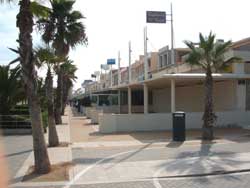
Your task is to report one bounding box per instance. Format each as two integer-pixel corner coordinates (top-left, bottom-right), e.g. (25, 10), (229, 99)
(5, 107), (250, 188)
(1, 135), (32, 182)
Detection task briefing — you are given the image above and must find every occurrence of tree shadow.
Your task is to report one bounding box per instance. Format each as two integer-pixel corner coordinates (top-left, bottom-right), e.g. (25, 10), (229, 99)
(214, 127), (250, 144)
(5, 149), (32, 158)
(155, 140), (250, 185)
(72, 157), (114, 165)
(104, 142), (153, 169)
(166, 141), (184, 148)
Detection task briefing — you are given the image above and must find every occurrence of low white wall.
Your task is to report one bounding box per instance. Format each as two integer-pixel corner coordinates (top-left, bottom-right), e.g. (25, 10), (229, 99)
(85, 107), (93, 119)
(99, 111), (250, 133)
(120, 105), (154, 113)
(96, 106), (119, 113)
(90, 109), (103, 124)
(80, 106), (86, 115)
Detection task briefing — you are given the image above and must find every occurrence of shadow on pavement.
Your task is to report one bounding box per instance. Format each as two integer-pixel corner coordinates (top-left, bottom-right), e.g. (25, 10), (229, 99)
(105, 143), (153, 169)
(156, 140), (250, 185)
(73, 157), (113, 165)
(166, 141), (184, 148)
(5, 149), (32, 158)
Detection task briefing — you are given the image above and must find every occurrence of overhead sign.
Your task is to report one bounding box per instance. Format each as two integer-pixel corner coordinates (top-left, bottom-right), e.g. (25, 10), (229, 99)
(146, 11), (166, 23)
(101, 64), (109, 70)
(107, 58), (116, 65)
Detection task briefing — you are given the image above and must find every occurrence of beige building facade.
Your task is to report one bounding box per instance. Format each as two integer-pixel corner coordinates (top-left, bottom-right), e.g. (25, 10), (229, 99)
(80, 37), (250, 133)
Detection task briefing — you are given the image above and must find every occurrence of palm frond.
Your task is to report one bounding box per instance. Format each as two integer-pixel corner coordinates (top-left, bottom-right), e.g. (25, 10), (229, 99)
(31, 1), (51, 19)
(9, 57), (20, 65)
(36, 0), (87, 57)
(8, 47), (19, 54)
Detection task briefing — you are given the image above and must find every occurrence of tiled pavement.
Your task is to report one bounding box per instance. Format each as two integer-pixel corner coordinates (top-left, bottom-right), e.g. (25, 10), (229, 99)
(10, 172), (250, 188)
(7, 107), (250, 188)
(70, 140), (250, 185)
(1, 135), (33, 182)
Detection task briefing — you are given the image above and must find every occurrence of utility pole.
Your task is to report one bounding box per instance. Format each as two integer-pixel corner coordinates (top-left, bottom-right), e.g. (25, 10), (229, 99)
(170, 3), (175, 65)
(110, 64), (112, 87)
(118, 51), (121, 85)
(129, 41), (132, 83)
(144, 27), (148, 80)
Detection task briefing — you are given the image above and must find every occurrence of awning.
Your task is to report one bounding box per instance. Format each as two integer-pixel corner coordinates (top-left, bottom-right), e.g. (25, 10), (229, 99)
(113, 73), (250, 89)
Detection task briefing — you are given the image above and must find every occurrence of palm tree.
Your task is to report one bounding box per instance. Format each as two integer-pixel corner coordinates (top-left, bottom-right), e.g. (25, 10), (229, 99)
(184, 32), (238, 140)
(36, 46), (60, 147)
(0, 0), (51, 174)
(60, 59), (77, 115)
(0, 65), (24, 115)
(37, 0), (87, 124)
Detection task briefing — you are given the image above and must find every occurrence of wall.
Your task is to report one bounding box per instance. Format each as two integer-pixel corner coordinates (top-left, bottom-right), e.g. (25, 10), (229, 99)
(149, 52), (158, 73)
(90, 109), (103, 124)
(85, 107), (94, 118)
(99, 111), (250, 133)
(96, 105), (120, 113)
(152, 81), (237, 112)
(120, 105), (154, 113)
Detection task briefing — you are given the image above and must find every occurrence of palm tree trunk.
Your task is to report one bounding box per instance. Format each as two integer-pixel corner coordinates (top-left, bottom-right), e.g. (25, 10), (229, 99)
(202, 67), (216, 140)
(55, 69), (62, 124)
(61, 77), (69, 115)
(46, 68), (59, 147)
(17, 0), (50, 174)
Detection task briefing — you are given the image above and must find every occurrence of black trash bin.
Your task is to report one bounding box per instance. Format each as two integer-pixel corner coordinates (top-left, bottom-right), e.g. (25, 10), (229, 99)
(172, 111), (185, 141)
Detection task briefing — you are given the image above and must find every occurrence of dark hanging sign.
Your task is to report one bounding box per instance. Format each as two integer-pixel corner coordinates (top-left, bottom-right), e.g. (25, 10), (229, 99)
(146, 11), (166, 23)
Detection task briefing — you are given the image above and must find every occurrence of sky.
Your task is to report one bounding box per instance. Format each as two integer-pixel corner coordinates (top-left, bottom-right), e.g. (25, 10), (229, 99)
(1, 0), (250, 89)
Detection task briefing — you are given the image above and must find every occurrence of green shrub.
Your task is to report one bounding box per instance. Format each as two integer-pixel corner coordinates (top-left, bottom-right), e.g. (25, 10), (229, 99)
(42, 110), (48, 133)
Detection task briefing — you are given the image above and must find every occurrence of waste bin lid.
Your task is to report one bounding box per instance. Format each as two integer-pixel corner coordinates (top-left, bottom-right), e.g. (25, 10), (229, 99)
(173, 111), (185, 114)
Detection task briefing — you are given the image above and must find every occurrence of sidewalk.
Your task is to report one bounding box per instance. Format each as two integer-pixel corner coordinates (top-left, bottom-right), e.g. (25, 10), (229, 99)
(10, 107), (250, 187)
(69, 107), (250, 148)
(71, 150), (250, 184)
(11, 107), (72, 187)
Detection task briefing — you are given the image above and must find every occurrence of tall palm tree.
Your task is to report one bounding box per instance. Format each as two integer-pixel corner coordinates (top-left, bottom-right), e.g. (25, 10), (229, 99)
(37, 0), (87, 124)
(184, 32), (238, 140)
(0, 0), (51, 174)
(36, 46), (60, 147)
(60, 59), (77, 115)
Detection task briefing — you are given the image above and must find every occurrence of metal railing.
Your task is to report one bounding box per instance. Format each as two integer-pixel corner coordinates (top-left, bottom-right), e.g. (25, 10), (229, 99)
(0, 115), (31, 129)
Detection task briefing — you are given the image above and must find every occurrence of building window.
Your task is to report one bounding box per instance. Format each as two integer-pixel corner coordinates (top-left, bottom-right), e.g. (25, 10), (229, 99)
(148, 59), (151, 68)
(164, 54), (168, 66)
(149, 91), (153, 105)
(238, 80), (246, 85)
(132, 90), (143, 105)
(159, 56), (163, 68)
(120, 91), (128, 105)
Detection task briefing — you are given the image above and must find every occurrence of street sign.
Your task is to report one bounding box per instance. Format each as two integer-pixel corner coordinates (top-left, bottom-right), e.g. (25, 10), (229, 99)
(107, 58), (116, 65)
(101, 64), (109, 70)
(146, 11), (166, 23)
